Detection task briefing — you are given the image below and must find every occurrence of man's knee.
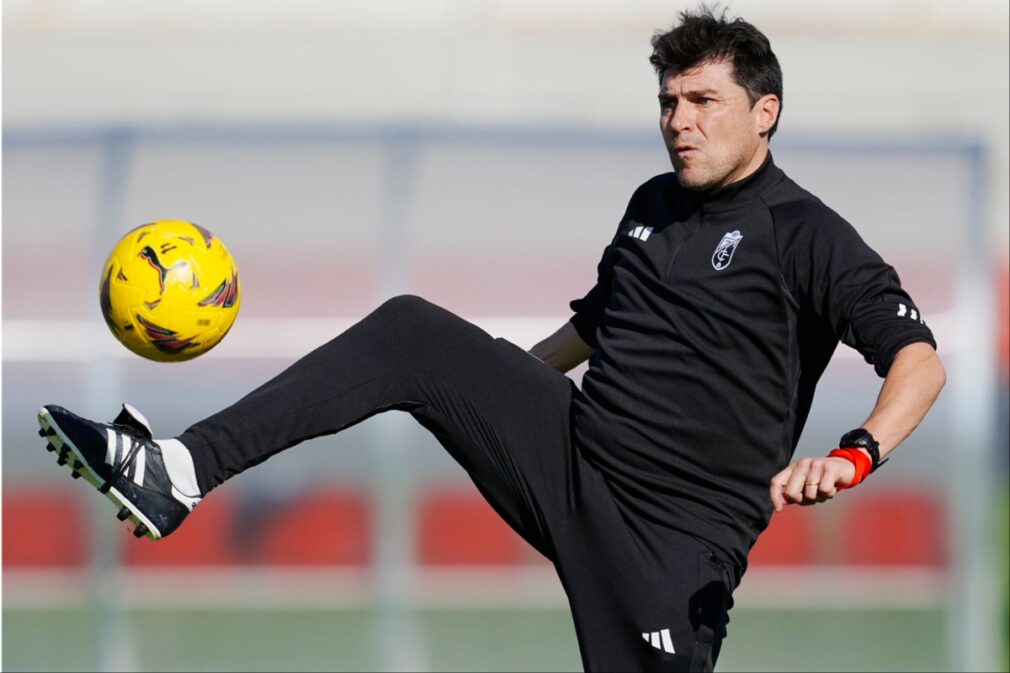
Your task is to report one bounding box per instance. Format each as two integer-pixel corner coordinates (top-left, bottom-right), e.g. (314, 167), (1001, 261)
(369, 294), (482, 355)
(377, 294), (435, 316)
(373, 294), (443, 330)
(370, 294), (455, 338)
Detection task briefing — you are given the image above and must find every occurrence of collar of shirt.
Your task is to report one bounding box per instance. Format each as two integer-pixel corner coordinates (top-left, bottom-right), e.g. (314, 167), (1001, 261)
(683, 152), (784, 213)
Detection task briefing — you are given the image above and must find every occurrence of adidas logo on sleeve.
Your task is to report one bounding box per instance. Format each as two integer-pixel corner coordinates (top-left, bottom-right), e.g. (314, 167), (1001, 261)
(626, 221), (654, 241)
(642, 628), (675, 654)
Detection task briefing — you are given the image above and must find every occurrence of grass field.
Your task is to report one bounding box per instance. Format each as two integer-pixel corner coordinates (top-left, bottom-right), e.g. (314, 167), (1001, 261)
(5, 489), (1006, 672)
(2, 606), (948, 672)
(1001, 485), (1009, 672)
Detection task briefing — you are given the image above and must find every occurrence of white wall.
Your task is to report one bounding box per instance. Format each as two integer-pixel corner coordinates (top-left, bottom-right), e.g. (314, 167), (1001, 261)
(4, 0), (1008, 246)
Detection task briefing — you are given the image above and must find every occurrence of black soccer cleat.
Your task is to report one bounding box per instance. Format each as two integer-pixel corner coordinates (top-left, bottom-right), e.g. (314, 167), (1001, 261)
(37, 404), (197, 540)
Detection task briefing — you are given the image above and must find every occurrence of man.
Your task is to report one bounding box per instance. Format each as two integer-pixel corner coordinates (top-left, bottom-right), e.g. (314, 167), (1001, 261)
(38, 7), (945, 672)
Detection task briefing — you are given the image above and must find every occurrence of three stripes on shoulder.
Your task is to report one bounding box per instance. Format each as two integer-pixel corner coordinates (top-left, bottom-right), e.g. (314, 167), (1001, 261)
(642, 628), (675, 654)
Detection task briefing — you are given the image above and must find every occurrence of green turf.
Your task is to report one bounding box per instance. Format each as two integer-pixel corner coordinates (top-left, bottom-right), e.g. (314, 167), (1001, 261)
(3, 606), (949, 672)
(2, 609), (98, 672)
(7, 491), (1005, 672)
(1000, 485), (1009, 672)
(719, 608), (946, 672)
(1, 608), (376, 672)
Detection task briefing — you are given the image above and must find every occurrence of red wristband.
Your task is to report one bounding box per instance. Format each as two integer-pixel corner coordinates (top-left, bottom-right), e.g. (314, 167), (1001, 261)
(828, 448), (872, 489)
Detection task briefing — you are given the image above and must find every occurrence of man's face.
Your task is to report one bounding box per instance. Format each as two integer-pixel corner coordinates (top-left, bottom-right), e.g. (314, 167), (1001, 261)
(658, 59), (775, 191)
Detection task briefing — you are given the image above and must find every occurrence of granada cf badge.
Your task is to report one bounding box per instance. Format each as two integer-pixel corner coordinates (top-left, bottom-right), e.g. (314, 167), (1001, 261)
(712, 230), (743, 271)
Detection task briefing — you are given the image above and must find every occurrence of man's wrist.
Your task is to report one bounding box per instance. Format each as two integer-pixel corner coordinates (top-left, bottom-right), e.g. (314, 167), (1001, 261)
(839, 428), (886, 473)
(828, 448), (871, 488)
(825, 428), (886, 490)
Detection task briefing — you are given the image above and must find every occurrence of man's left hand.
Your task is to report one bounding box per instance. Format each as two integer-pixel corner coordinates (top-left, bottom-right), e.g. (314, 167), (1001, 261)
(769, 456), (855, 512)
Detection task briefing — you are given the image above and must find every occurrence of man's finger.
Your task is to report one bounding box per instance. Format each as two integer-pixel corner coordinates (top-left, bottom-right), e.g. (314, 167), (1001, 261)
(769, 466), (793, 511)
(770, 480), (786, 511)
(783, 459), (811, 504)
(817, 482), (838, 500)
(769, 465), (793, 488)
(803, 461), (825, 502)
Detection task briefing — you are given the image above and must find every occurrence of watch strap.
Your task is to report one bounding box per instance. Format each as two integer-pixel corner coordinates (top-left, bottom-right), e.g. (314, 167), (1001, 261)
(839, 428), (887, 473)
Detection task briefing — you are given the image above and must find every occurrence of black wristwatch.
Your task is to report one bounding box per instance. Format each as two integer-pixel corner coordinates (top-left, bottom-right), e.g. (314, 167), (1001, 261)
(839, 428), (887, 472)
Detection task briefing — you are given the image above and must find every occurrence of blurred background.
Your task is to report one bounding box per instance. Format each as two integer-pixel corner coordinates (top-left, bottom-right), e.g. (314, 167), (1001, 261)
(3, 0), (1008, 671)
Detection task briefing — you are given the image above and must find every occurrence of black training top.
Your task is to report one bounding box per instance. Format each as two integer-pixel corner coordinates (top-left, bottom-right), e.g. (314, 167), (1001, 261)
(569, 153), (935, 570)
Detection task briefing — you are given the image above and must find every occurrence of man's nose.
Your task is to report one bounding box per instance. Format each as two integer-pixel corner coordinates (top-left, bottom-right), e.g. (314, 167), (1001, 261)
(669, 103), (694, 134)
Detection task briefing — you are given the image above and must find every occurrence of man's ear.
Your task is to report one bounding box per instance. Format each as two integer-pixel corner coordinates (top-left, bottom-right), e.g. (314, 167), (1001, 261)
(754, 94), (780, 135)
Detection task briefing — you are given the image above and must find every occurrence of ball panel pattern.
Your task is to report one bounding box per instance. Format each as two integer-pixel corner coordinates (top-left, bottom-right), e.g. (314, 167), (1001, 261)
(99, 221), (241, 362)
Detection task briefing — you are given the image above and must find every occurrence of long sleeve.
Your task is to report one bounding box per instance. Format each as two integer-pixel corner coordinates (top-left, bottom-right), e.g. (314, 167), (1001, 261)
(775, 199), (936, 377)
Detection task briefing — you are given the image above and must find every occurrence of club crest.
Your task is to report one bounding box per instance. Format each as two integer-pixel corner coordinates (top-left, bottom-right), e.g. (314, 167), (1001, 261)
(712, 230), (743, 271)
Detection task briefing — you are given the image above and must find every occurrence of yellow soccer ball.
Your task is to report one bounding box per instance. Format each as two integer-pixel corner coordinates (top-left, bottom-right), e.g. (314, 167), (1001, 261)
(99, 220), (241, 362)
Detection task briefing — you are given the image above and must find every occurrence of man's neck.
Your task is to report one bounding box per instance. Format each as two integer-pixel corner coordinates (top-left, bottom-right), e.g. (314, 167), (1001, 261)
(717, 143), (769, 190)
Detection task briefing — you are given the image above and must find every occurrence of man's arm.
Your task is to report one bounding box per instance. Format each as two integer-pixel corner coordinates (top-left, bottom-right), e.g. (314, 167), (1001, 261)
(770, 342), (946, 510)
(530, 322), (595, 373)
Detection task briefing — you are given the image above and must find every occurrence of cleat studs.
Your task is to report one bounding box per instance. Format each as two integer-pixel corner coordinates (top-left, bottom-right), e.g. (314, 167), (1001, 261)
(117, 506), (131, 521)
(38, 428), (46, 437)
(56, 455), (67, 466)
(71, 471), (82, 479)
(45, 443), (56, 453)
(73, 460), (83, 470)
(133, 524), (149, 538)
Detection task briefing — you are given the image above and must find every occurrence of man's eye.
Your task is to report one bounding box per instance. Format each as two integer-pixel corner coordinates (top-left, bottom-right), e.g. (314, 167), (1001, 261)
(698, 97), (713, 105)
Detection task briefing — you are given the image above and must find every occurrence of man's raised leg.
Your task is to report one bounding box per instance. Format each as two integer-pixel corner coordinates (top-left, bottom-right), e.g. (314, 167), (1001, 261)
(39, 295), (576, 553)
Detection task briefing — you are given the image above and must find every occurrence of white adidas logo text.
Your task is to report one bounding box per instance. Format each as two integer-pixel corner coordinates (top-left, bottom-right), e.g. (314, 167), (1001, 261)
(642, 628), (675, 654)
(627, 224), (654, 241)
(896, 303), (925, 323)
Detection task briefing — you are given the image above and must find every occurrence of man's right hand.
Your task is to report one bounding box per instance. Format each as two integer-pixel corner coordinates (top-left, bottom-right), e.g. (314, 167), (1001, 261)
(530, 321), (595, 373)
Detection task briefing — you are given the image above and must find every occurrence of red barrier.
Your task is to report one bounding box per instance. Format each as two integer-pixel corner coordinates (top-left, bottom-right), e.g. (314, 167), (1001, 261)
(837, 489), (946, 567)
(3, 485), (950, 569)
(749, 505), (815, 566)
(3, 487), (87, 568)
(251, 490), (369, 566)
(418, 490), (526, 566)
(123, 494), (239, 566)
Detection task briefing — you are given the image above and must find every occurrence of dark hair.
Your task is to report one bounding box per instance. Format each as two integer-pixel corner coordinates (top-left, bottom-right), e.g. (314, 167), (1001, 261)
(650, 5), (783, 137)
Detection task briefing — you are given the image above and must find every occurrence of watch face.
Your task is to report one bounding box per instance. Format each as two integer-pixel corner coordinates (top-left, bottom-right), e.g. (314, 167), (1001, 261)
(840, 429), (875, 447)
(839, 429), (881, 470)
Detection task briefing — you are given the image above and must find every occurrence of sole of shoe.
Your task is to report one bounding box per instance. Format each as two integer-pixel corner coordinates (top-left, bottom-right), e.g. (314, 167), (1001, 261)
(37, 407), (163, 540)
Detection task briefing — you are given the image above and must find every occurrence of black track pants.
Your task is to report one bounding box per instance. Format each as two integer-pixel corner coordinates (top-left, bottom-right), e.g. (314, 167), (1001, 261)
(179, 295), (735, 672)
